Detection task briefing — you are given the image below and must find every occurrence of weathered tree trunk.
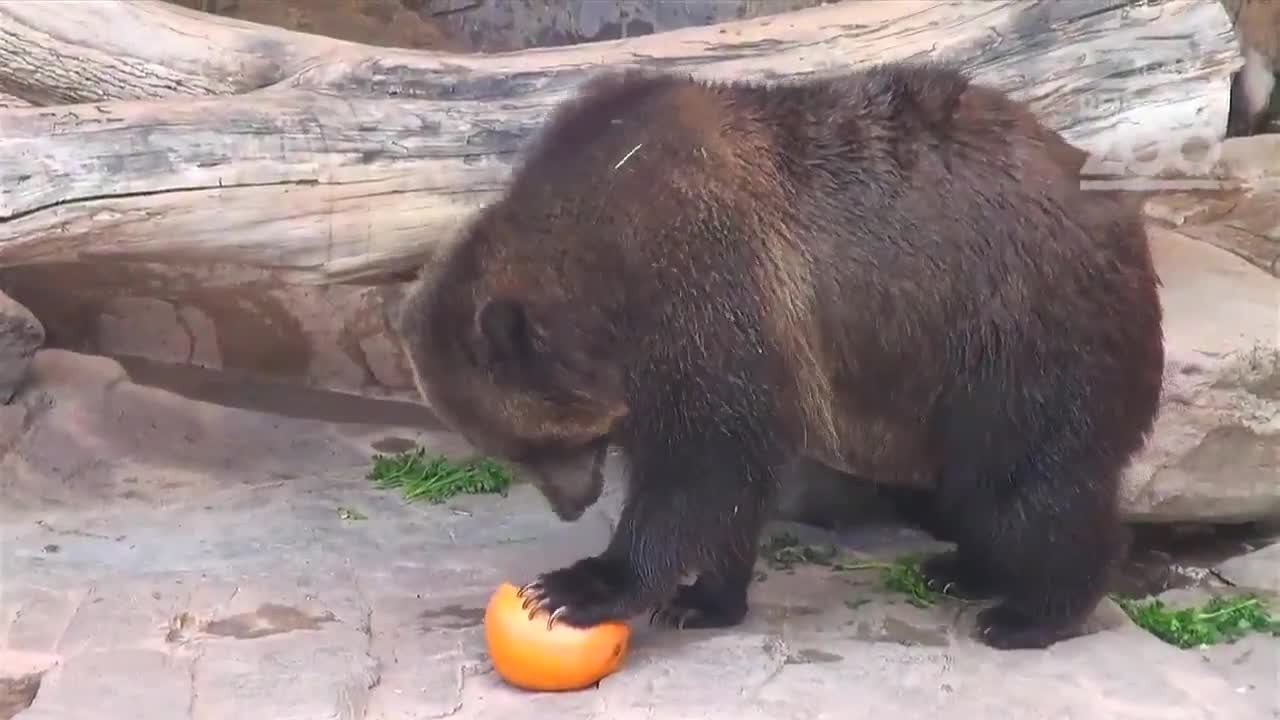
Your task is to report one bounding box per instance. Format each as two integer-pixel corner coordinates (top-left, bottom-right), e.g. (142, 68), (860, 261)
(0, 0), (1243, 284)
(0, 1), (343, 105)
(0, 92), (30, 109)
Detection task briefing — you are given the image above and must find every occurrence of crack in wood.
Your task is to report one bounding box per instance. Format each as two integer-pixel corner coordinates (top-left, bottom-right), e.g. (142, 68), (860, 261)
(0, 179), (322, 225)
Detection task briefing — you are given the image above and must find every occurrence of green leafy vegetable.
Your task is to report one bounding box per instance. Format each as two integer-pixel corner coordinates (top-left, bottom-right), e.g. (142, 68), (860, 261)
(755, 533), (951, 609)
(758, 531), (842, 570)
(367, 447), (511, 503)
(878, 554), (941, 608)
(1115, 593), (1280, 648)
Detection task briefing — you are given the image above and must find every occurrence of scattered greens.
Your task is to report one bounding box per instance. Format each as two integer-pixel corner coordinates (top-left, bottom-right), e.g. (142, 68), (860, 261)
(757, 530), (1280, 639)
(756, 533), (949, 608)
(367, 447), (512, 503)
(758, 531), (842, 570)
(877, 554), (941, 608)
(1115, 593), (1280, 649)
(366, 449), (1279, 647)
(757, 529), (1280, 637)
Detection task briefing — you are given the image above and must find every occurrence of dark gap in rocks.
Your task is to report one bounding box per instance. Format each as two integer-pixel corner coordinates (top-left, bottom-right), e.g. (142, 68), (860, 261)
(1112, 521), (1279, 598)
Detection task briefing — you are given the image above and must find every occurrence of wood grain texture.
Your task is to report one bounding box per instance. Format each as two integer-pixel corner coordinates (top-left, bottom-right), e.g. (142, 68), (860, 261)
(0, 1), (339, 104)
(0, 0), (1242, 283)
(0, 91), (30, 109)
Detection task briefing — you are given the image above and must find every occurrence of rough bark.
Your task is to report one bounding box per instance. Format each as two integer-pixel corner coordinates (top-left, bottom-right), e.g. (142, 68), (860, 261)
(0, 91), (30, 109)
(0, 0), (1242, 284)
(0, 1), (341, 105)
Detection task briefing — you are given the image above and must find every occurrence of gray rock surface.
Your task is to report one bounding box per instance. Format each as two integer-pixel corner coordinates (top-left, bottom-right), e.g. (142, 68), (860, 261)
(0, 349), (456, 517)
(1, 350), (1277, 720)
(0, 289), (43, 404)
(0, 264), (417, 403)
(1118, 226), (1280, 524)
(1217, 542), (1280, 594)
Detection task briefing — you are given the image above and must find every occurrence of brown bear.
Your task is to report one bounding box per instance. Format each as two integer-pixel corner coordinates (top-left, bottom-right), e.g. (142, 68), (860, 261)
(395, 62), (1165, 650)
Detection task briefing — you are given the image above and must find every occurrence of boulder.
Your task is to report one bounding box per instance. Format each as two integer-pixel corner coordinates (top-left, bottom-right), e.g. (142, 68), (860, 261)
(0, 288), (44, 403)
(1120, 226), (1280, 524)
(1215, 542), (1280, 594)
(1115, 134), (1280, 524)
(0, 265), (417, 402)
(0, 349), (453, 516)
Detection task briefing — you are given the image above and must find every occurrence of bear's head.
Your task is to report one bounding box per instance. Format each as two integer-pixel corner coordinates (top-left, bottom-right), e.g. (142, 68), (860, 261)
(395, 208), (629, 522)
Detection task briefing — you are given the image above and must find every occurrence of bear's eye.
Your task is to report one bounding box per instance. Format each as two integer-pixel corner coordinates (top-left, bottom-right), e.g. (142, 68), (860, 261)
(477, 298), (537, 367)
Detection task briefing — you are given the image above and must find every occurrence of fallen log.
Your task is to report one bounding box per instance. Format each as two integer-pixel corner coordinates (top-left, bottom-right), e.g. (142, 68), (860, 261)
(0, 0), (343, 105)
(0, 0), (1242, 284)
(0, 92), (30, 109)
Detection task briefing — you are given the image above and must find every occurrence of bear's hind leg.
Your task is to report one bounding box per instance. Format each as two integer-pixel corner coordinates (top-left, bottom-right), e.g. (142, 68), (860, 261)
(944, 451), (1124, 650)
(878, 485), (956, 541)
(877, 485), (1000, 601)
(650, 556), (756, 629)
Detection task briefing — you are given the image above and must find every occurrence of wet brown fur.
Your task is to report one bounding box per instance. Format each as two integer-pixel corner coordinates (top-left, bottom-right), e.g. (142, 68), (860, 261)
(397, 62), (1165, 650)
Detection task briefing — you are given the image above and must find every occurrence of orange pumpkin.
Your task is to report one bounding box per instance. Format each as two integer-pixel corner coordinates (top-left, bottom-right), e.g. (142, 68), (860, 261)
(483, 582), (631, 691)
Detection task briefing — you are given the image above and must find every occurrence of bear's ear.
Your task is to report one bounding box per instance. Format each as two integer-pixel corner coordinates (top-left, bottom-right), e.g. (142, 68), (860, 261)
(476, 298), (545, 365)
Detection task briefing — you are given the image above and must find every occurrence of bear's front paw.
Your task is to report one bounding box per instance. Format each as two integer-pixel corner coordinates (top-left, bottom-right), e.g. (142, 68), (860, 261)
(517, 556), (642, 630)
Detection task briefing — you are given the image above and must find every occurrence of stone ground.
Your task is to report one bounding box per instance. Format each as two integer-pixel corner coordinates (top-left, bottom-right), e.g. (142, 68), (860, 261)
(1, 445), (1277, 720)
(1, 225), (1278, 718)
